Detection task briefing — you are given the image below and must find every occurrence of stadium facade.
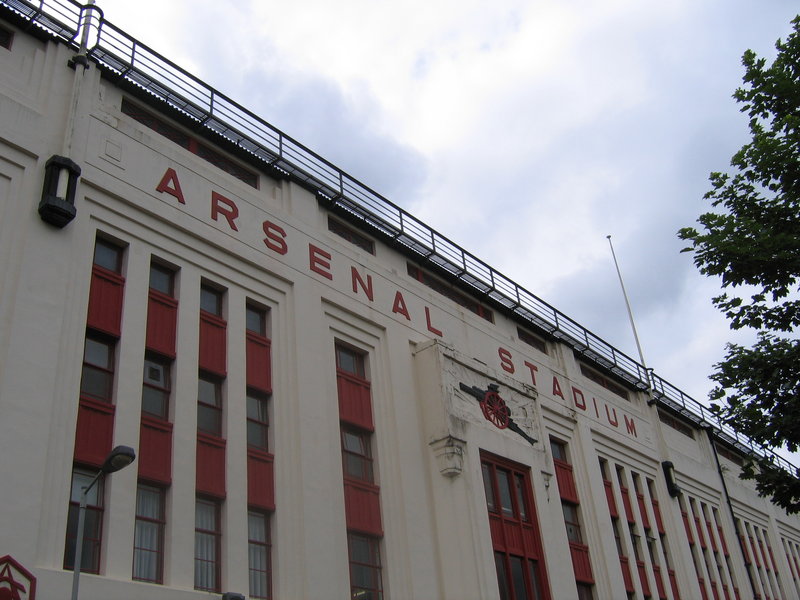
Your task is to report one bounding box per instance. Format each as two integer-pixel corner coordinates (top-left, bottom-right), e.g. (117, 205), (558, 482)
(1, 1), (799, 599)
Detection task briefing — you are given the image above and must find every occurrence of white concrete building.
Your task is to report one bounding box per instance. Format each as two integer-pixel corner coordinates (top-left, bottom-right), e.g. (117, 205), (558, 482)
(1, 2), (800, 599)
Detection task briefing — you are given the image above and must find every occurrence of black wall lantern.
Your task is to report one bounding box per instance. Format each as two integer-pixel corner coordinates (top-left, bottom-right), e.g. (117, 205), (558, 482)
(39, 154), (81, 228)
(661, 460), (682, 498)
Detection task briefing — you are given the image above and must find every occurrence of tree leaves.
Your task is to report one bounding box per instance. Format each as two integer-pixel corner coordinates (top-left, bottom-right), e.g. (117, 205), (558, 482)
(679, 15), (800, 512)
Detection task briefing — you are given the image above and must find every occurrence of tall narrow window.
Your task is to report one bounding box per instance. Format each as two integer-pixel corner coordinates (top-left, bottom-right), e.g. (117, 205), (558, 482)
(80, 335), (115, 402)
(195, 498), (221, 592)
(247, 392), (269, 450)
(93, 238), (123, 273)
(149, 263), (174, 296)
(142, 355), (171, 420)
(64, 469), (104, 573)
(341, 427), (374, 482)
(133, 484), (165, 583)
(348, 532), (383, 600)
(198, 375), (223, 436)
(200, 285), (223, 317)
(248, 510), (272, 600)
(482, 452), (549, 600)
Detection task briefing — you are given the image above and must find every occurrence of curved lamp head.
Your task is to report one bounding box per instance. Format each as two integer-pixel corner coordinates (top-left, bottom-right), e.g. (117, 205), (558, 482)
(100, 445), (136, 474)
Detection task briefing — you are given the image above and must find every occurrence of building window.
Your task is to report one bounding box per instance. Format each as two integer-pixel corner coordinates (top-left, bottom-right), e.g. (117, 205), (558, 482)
(93, 238), (123, 273)
(133, 484), (165, 583)
(348, 533), (383, 600)
(329, 217), (375, 254)
(194, 498), (221, 592)
(342, 427), (374, 482)
(579, 363), (629, 401)
(142, 354), (171, 419)
(481, 453), (548, 600)
(0, 24), (13, 50)
(247, 391), (269, 450)
(407, 263), (494, 323)
(64, 469), (103, 573)
(246, 304), (267, 336)
(336, 344), (366, 378)
(198, 374), (222, 436)
(248, 510), (272, 600)
(200, 285), (223, 317)
(517, 327), (547, 354)
(80, 334), (115, 402)
(657, 410), (694, 438)
(149, 263), (174, 296)
(562, 503), (583, 543)
(550, 438), (568, 463)
(122, 99), (258, 188)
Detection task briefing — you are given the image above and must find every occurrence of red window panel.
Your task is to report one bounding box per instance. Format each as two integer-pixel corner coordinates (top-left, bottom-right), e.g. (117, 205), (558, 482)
(199, 312), (227, 376)
(138, 416), (173, 485)
(695, 517), (707, 549)
(698, 577), (709, 600)
(652, 499), (665, 534)
(734, 587), (741, 600)
(337, 371), (374, 431)
(767, 545), (777, 572)
(343, 479), (382, 536)
(706, 521), (718, 552)
(196, 433), (226, 498)
(636, 560), (651, 598)
(87, 266), (125, 336)
(620, 486), (635, 524)
(758, 540), (769, 571)
(73, 398), (115, 467)
(146, 291), (177, 357)
(717, 526), (729, 556)
(740, 535), (751, 564)
(668, 568), (681, 600)
(619, 556), (635, 593)
(637, 493), (651, 530)
(750, 537), (761, 567)
(710, 580), (720, 600)
(604, 480), (618, 518)
(683, 511), (695, 544)
(247, 449), (275, 511)
(569, 542), (594, 584)
(653, 564), (667, 600)
(246, 333), (272, 393)
(554, 460), (579, 504)
(722, 583), (731, 600)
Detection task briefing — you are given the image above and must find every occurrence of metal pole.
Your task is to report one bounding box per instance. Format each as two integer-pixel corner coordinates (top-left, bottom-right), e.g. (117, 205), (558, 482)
(71, 470), (103, 600)
(606, 235), (652, 390)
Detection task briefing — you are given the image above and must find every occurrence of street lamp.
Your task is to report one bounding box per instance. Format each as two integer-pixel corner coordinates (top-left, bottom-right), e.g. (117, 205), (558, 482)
(71, 445), (136, 600)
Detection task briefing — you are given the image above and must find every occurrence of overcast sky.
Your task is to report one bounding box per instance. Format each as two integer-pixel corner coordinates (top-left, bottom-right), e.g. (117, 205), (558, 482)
(97, 1), (797, 413)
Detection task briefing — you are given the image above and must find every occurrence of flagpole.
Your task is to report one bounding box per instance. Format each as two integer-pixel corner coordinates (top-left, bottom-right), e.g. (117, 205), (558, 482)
(607, 235), (653, 397)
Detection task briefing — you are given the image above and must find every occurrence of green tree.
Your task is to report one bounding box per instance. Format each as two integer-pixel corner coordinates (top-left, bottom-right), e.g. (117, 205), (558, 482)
(678, 15), (800, 513)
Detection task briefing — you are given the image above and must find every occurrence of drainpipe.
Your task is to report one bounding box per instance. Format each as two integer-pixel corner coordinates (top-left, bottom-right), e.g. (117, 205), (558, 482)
(706, 427), (758, 599)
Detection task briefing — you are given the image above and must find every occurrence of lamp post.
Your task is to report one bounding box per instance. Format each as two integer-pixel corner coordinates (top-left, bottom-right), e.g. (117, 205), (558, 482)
(71, 445), (135, 600)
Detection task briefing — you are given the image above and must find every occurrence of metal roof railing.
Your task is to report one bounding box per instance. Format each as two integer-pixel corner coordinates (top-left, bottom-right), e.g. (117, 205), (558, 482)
(4, 0), (796, 475)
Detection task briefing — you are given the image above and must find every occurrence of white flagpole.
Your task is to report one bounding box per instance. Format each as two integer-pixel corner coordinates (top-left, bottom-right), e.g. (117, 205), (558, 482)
(607, 235), (653, 395)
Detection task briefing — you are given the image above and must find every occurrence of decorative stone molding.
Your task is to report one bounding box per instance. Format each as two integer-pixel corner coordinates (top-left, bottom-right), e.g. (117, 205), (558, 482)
(430, 435), (467, 478)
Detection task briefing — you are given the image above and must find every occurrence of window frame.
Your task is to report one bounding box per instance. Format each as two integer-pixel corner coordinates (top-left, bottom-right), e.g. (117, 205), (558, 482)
(200, 285), (223, 317)
(248, 509), (272, 600)
(80, 333), (116, 403)
(194, 497), (221, 593)
(247, 390), (270, 451)
(142, 353), (171, 420)
(64, 468), (104, 574)
(341, 426), (374, 483)
(347, 532), (383, 600)
(133, 483), (166, 584)
(149, 262), (175, 297)
(197, 373), (223, 436)
(335, 344), (366, 379)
